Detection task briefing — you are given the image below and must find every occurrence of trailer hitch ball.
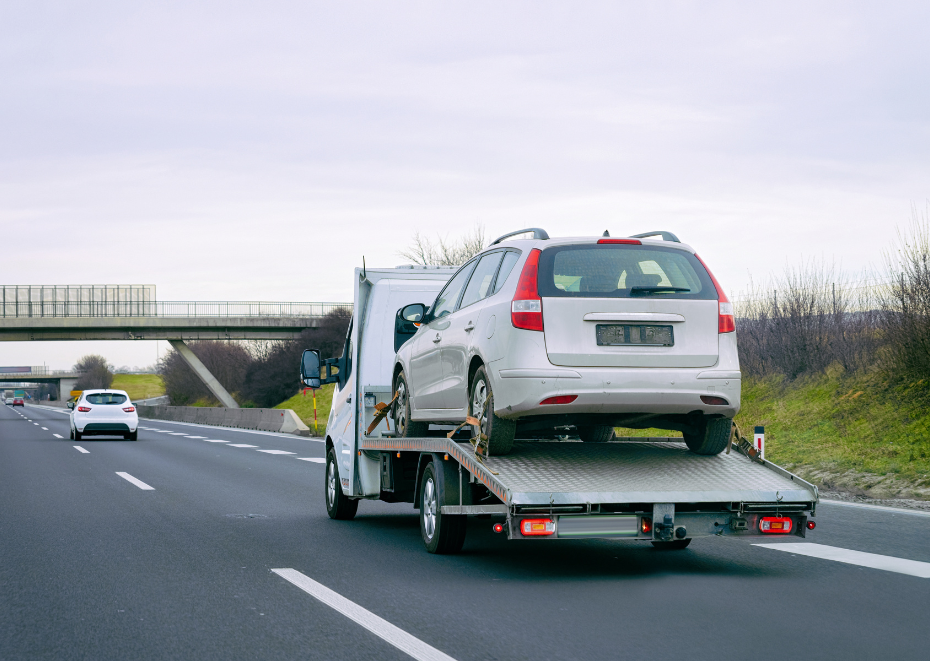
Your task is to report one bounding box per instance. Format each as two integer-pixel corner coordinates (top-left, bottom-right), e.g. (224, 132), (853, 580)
(675, 526), (687, 540)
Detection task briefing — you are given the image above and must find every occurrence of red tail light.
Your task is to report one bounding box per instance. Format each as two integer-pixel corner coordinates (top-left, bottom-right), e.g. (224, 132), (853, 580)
(511, 248), (544, 331)
(77, 406), (92, 412)
(520, 518), (556, 536)
(640, 517), (653, 534)
(806, 521), (816, 530)
(597, 238), (641, 245)
(694, 253), (735, 333)
(540, 395), (578, 405)
(760, 516), (793, 534)
(123, 406), (135, 413)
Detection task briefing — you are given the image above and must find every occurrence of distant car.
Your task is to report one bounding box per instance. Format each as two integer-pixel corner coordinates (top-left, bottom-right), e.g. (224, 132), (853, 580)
(12, 397), (24, 407)
(4, 397), (12, 405)
(69, 389), (138, 441)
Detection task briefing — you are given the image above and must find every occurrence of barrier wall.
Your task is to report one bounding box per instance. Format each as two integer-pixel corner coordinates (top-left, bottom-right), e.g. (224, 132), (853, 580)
(136, 405), (309, 435)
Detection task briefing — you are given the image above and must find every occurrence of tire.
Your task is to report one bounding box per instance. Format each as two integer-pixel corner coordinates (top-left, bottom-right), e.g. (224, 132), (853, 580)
(419, 462), (466, 554)
(74, 430), (82, 442)
(683, 418), (732, 456)
(69, 427), (74, 440)
(325, 446), (358, 520)
(470, 366), (516, 456)
(577, 425), (616, 443)
(127, 431), (138, 441)
(393, 371), (430, 438)
(651, 539), (692, 550)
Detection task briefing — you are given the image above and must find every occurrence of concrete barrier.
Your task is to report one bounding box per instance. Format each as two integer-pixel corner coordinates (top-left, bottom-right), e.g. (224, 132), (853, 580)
(136, 405), (309, 435)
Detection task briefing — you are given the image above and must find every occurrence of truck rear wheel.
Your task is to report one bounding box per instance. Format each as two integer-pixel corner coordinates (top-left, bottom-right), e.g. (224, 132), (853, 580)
(683, 418), (731, 456)
(393, 371), (430, 438)
(419, 462), (466, 554)
(470, 366), (515, 456)
(325, 447), (359, 520)
(577, 425), (615, 443)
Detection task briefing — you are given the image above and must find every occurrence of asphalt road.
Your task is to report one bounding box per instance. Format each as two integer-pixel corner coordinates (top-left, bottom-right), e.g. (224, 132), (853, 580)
(2, 402), (929, 661)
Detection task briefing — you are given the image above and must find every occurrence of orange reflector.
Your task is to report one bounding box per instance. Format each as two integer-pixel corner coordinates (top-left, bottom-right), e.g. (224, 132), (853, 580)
(640, 517), (653, 534)
(520, 518), (556, 536)
(444, 454), (449, 460)
(760, 516), (793, 534)
(396, 453), (401, 458)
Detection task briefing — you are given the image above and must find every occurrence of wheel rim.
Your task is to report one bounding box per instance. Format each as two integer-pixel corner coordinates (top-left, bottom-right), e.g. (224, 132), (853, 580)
(471, 378), (488, 438)
(327, 458), (336, 508)
(394, 379), (408, 435)
(422, 476), (437, 540)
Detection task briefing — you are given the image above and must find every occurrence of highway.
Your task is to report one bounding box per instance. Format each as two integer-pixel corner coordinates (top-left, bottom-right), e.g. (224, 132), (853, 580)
(2, 402), (929, 661)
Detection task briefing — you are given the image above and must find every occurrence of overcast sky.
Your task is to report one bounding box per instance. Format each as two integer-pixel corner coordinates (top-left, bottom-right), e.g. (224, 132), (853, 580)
(2, 1), (928, 370)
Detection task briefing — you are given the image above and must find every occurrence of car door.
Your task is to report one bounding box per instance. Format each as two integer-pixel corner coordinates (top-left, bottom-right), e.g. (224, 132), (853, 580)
(409, 260), (477, 411)
(439, 251), (506, 411)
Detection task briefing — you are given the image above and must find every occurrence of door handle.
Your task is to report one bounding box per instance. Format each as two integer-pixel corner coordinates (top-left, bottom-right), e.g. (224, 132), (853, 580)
(464, 323), (475, 332)
(433, 333), (441, 343)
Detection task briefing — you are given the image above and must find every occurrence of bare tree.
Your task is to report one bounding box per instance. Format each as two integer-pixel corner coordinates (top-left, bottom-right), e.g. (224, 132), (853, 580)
(159, 341), (253, 406)
(73, 355), (114, 390)
(399, 225), (487, 266)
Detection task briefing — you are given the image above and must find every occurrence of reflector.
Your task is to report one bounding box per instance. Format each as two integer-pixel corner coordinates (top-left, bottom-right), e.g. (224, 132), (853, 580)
(540, 395), (577, 405)
(492, 523), (504, 533)
(700, 395), (729, 406)
(807, 521), (816, 530)
(640, 517), (653, 534)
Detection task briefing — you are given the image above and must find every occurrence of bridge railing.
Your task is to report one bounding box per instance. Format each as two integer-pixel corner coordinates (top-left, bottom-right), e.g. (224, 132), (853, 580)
(0, 301), (353, 318)
(0, 367), (84, 377)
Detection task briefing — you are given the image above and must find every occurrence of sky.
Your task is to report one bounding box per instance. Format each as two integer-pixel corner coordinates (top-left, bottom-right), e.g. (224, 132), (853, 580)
(1, 1), (928, 369)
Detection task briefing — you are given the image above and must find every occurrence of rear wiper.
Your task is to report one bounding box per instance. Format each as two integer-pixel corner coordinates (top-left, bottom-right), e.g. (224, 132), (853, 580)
(629, 286), (691, 296)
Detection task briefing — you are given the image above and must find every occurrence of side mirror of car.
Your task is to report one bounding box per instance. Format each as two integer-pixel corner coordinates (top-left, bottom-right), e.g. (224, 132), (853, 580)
(67, 401), (74, 409)
(395, 303), (427, 352)
(300, 350), (323, 389)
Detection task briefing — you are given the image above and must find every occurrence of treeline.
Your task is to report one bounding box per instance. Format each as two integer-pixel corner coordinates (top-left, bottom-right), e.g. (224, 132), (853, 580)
(735, 209), (930, 385)
(159, 307), (351, 407)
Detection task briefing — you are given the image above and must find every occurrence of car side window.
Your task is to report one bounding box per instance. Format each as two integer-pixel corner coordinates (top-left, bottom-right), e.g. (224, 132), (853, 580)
(491, 250), (521, 295)
(431, 260), (477, 318)
(458, 251), (505, 310)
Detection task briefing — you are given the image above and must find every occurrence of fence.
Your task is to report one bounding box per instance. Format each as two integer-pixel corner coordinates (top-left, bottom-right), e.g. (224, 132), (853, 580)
(0, 366), (83, 376)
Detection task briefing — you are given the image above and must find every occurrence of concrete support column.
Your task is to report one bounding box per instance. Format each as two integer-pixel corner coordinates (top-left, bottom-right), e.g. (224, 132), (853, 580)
(168, 339), (239, 409)
(58, 378), (79, 400)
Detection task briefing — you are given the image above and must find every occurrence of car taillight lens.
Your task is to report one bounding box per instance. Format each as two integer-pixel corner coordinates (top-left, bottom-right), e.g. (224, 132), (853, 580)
(77, 406), (92, 412)
(511, 248), (543, 332)
(540, 395), (578, 405)
(641, 517), (653, 534)
(694, 254), (735, 333)
(123, 406), (135, 412)
(760, 516), (793, 534)
(520, 518), (556, 536)
(597, 238), (642, 245)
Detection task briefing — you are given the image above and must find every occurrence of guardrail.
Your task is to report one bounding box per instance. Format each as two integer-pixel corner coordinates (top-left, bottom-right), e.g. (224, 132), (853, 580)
(0, 301), (353, 318)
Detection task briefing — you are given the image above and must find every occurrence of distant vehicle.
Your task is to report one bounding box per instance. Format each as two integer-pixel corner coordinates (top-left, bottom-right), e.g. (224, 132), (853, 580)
(68, 389), (138, 441)
(4, 397), (13, 405)
(12, 397), (24, 407)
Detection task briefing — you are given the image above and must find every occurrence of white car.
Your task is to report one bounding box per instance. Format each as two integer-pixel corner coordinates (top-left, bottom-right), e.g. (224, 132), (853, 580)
(4, 397), (12, 405)
(69, 389), (139, 441)
(393, 229), (740, 456)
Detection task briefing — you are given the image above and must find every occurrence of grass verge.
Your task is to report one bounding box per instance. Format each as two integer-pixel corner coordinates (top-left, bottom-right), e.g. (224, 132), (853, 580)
(275, 384), (336, 436)
(112, 374), (165, 401)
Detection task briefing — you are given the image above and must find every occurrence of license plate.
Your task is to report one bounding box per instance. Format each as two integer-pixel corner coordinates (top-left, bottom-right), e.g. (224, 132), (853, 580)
(596, 324), (674, 346)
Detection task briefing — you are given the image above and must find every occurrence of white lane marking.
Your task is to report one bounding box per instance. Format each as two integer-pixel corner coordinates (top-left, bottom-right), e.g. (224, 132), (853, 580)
(272, 569), (456, 661)
(33, 422), (38, 425)
(228, 444), (259, 448)
(115, 472), (155, 490)
(203, 439), (229, 443)
(168, 432), (188, 436)
(185, 436), (207, 439)
(821, 499), (930, 519)
(135, 417), (325, 442)
(155, 430), (173, 433)
(74, 446), (89, 454)
(53, 434), (63, 438)
(256, 450), (296, 455)
(755, 543), (930, 579)
(297, 458), (326, 463)
(41, 426), (48, 430)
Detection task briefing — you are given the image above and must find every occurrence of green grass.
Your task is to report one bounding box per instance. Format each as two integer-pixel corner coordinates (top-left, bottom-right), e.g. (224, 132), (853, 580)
(111, 374), (165, 401)
(275, 384), (336, 436)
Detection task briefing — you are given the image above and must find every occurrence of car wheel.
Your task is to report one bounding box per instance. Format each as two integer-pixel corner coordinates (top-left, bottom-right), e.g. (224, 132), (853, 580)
(577, 425), (616, 443)
(127, 431), (138, 441)
(470, 366), (516, 456)
(683, 418), (732, 455)
(393, 371), (430, 438)
(651, 539), (692, 550)
(325, 446), (359, 520)
(419, 462), (466, 554)
(74, 430), (82, 441)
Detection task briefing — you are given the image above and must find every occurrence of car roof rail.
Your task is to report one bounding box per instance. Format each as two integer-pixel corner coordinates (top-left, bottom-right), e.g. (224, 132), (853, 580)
(630, 230), (681, 243)
(490, 228), (550, 245)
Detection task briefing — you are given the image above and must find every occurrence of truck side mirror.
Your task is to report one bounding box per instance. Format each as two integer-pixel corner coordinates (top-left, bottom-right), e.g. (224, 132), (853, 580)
(395, 303), (427, 352)
(300, 349), (322, 389)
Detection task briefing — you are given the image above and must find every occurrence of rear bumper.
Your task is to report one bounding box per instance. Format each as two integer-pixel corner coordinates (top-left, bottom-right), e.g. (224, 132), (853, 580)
(74, 416), (138, 433)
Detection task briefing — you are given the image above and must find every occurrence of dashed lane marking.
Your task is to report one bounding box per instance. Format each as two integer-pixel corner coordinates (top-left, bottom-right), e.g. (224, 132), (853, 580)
(257, 450), (296, 455)
(53, 434), (63, 438)
(41, 427), (48, 430)
(168, 432), (188, 436)
(203, 439), (229, 443)
(115, 472), (155, 490)
(228, 444), (259, 448)
(755, 543), (930, 579)
(272, 569), (457, 661)
(297, 458), (326, 463)
(185, 436), (207, 439)
(74, 446), (89, 454)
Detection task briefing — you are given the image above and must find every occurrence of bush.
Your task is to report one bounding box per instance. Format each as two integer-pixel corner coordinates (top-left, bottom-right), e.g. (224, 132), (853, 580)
(73, 354), (114, 390)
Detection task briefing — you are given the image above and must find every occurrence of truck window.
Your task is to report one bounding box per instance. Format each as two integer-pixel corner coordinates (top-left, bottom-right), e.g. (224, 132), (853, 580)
(431, 260), (477, 318)
(458, 251), (505, 310)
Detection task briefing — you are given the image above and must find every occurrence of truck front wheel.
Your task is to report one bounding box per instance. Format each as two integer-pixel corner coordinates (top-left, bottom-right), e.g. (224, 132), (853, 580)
(683, 418), (731, 456)
(325, 447), (358, 520)
(420, 462), (466, 554)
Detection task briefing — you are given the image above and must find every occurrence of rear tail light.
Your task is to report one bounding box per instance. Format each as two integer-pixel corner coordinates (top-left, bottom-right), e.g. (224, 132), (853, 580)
(806, 521), (816, 530)
(77, 406), (92, 412)
(520, 518), (556, 536)
(694, 254), (735, 333)
(700, 395), (729, 406)
(760, 516), (793, 534)
(640, 517), (653, 534)
(492, 523), (504, 533)
(123, 406), (135, 413)
(540, 395), (577, 405)
(511, 248), (544, 332)
(597, 238), (641, 245)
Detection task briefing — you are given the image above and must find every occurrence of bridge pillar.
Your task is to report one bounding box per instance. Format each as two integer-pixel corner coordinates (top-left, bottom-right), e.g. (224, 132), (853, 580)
(167, 339), (239, 409)
(58, 378), (79, 400)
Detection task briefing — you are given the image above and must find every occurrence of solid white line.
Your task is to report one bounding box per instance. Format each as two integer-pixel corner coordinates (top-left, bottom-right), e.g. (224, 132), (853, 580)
(74, 446), (89, 454)
(754, 543), (930, 578)
(821, 499), (930, 518)
(136, 417), (325, 442)
(228, 444), (259, 448)
(115, 472), (155, 490)
(272, 569), (456, 661)
(53, 434), (63, 439)
(256, 450), (295, 455)
(297, 458), (326, 463)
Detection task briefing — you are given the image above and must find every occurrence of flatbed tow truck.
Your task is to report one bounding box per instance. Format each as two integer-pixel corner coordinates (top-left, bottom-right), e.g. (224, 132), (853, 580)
(301, 264), (818, 553)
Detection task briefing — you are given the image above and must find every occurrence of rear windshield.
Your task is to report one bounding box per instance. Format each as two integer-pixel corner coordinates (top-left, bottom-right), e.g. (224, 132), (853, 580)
(537, 244), (717, 300)
(85, 393), (127, 405)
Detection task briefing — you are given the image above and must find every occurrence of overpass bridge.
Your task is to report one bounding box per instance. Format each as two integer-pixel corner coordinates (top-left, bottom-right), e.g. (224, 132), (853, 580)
(0, 367), (83, 398)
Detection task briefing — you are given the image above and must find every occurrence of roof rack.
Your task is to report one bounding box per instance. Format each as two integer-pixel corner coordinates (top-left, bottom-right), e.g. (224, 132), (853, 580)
(490, 228), (550, 245)
(630, 231), (680, 243)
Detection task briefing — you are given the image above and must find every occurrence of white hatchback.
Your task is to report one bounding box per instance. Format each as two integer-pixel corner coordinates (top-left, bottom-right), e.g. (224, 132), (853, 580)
(393, 229), (740, 456)
(69, 389), (139, 441)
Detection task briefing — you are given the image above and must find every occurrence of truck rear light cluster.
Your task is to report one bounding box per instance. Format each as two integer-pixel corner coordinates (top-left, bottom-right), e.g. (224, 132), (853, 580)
(540, 395), (577, 405)
(694, 254), (735, 334)
(759, 516), (793, 534)
(640, 517), (653, 534)
(700, 395), (729, 406)
(520, 518), (556, 536)
(511, 249), (544, 332)
(77, 406), (92, 412)
(122, 406), (135, 413)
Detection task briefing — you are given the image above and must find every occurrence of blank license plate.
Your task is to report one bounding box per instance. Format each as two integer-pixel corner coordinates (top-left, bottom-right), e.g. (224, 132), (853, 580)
(596, 324), (674, 346)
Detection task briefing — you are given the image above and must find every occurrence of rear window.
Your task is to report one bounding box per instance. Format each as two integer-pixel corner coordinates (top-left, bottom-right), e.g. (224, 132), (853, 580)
(85, 393), (127, 405)
(537, 244), (717, 300)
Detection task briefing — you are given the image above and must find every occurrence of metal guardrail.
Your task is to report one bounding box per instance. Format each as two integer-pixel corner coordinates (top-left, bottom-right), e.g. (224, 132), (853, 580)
(0, 301), (353, 318)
